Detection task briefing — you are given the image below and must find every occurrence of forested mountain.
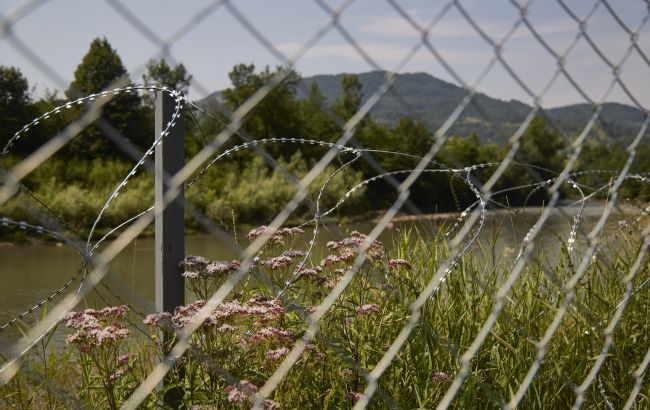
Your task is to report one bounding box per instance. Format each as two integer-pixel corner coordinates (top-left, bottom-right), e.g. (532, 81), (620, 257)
(300, 72), (647, 144)
(203, 71), (645, 144)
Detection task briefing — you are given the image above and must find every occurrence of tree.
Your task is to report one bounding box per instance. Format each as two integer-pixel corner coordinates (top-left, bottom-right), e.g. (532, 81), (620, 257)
(333, 74), (363, 123)
(517, 116), (565, 174)
(299, 82), (339, 150)
(222, 64), (304, 159)
(65, 37), (149, 158)
(142, 58), (193, 109)
(143, 58), (192, 94)
(0, 66), (37, 154)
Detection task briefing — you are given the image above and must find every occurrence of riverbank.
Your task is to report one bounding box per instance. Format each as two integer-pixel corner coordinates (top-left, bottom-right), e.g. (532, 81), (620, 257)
(2, 227), (648, 408)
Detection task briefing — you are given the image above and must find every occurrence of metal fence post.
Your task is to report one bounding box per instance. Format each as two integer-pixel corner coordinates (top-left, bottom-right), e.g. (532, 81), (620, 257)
(155, 90), (185, 407)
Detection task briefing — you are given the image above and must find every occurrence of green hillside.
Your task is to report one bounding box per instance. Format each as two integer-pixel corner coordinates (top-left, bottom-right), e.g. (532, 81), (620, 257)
(291, 71), (646, 144)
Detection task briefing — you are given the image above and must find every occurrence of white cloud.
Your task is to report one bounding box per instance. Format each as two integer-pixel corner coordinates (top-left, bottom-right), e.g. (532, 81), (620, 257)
(358, 11), (577, 41)
(359, 13), (427, 38)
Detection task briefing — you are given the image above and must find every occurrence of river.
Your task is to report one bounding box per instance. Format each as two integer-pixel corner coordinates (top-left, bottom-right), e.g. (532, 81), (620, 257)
(0, 204), (639, 347)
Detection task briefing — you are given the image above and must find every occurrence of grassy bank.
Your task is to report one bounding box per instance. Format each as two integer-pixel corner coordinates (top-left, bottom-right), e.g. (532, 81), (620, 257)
(1, 222), (648, 408)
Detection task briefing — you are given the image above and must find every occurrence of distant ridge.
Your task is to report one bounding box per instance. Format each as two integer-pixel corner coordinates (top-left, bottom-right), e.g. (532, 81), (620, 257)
(200, 71), (646, 144)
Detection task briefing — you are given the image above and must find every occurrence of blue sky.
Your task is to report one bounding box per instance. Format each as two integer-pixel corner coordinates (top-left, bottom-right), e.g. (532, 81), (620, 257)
(1, 0), (648, 108)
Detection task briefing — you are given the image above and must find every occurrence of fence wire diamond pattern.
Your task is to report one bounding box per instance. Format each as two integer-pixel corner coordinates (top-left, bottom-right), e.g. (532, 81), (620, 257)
(0, 0), (649, 408)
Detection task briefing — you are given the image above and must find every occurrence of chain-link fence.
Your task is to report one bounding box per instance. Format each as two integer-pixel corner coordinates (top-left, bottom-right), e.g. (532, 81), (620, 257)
(1, 0), (649, 408)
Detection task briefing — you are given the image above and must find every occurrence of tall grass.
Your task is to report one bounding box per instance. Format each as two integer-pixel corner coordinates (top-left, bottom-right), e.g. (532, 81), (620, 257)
(1, 222), (648, 408)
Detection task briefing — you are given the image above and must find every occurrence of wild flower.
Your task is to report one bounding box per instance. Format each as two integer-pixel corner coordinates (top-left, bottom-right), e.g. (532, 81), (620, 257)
(172, 300), (207, 328)
(356, 304), (380, 315)
(217, 323), (236, 333)
(432, 371), (453, 384)
(64, 306), (130, 347)
(247, 225), (303, 247)
(118, 353), (136, 366)
(260, 255), (294, 270)
(326, 240), (340, 250)
(143, 312), (172, 326)
(108, 368), (127, 383)
(96, 305), (130, 318)
(182, 270), (202, 279)
(246, 225), (274, 240)
(247, 327), (294, 345)
(263, 399), (281, 409)
(388, 258), (412, 270)
(345, 391), (365, 401)
(224, 380), (258, 404)
(265, 347), (290, 362)
(297, 268), (319, 279)
(245, 297), (285, 322)
(339, 368), (354, 379)
(179, 255), (210, 270)
(211, 301), (247, 321)
(339, 247), (356, 261)
(304, 343), (317, 351)
(63, 305), (133, 408)
(320, 254), (341, 267)
(206, 260), (240, 275)
(297, 268), (326, 285)
(367, 241), (385, 261)
(277, 226), (305, 236)
(324, 276), (341, 289)
(182, 258), (240, 280)
(618, 219), (631, 232)
(327, 231), (385, 262)
(282, 250), (305, 258)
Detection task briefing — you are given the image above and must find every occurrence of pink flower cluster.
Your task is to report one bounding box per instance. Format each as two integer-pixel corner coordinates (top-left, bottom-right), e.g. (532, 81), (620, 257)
(64, 306), (129, 324)
(345, 391), (364, 401)
(118, 353), (137, 366)
(388, 258), (412, 271)
(259, 255), (294, 270)
(263, 399), (281, 409)
(245, 297), (285, 323)
(179, 255), (210, 270)
(180, 255), (240, 279)
(322, 231), (385, 268)
(297, 267), (327, 285)
(320, 254), (341, 267)
(304, 343), (324, 363)
(282, 250), (305, 258)
(297, 267), (321, 279)
(162, 297), (285, 329)
(355, 304), (380, 315)
(246, 225), (305, 247)
(339, 368), (355, 379)
(143, 311), (172, 326)
(432, 371), (453, 384)
(224, 380), (258, 403)
(63, 305), (130, 348)
(248, 327), (294, 345)
(265, 347), (290, 362)
(223, 381), (280, 408)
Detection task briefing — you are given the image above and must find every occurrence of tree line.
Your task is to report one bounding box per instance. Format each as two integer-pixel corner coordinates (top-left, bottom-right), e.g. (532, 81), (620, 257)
(0, 37), (648, 232)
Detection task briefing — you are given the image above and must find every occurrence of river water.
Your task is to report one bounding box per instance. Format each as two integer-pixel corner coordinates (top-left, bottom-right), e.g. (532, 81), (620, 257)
(0, 205), (638, 347)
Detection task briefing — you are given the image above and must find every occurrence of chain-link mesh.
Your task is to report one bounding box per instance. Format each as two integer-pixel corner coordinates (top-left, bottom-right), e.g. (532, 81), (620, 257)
(1, 0), (649, 408)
